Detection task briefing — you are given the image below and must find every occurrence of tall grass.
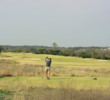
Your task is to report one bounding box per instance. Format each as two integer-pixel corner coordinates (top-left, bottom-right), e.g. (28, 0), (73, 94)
(11, 86), (110, 100)
(0, 60), (110, 77)
(0, 61), (110, 77)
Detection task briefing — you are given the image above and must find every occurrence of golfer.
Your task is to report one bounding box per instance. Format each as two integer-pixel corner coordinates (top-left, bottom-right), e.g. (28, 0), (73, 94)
(45, 57), (52, 80)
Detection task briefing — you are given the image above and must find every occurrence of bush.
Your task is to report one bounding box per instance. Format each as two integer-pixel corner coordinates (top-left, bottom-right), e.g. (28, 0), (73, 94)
(71, 73), (76, 77)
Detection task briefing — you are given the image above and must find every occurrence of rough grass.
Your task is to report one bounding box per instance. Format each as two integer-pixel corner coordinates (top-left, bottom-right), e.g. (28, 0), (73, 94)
(1, 85), (110, 100)
(0, 77), (110, 100)
(0, 61), (110, 77)
(0, 52), (110, 77)
(11, 87), (110, 100)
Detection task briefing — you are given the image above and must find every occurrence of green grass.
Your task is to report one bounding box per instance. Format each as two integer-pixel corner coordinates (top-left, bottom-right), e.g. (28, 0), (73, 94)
(0, 89), (13, 100)
(1, 52), (110, 68)
(0, 76), (110, 91)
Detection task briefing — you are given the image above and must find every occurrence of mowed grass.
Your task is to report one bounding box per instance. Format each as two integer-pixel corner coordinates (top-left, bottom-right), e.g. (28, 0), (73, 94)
(0, 76), (110, 91)
(1, 52), (110, 68)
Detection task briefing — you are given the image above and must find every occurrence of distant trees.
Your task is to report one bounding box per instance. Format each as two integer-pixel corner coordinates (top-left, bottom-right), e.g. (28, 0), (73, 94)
(1, 45), (110, 60)
(34, 48), (46, 54)
(0, 46), (2, 55)
(34, 48), (61, 55)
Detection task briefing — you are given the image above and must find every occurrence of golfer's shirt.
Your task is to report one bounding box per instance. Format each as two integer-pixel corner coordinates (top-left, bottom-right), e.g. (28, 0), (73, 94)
(45, 60), (51, 67)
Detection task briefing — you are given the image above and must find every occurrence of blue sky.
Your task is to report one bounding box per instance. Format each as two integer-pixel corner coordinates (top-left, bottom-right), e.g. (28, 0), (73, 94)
(0, 0), (110, 47)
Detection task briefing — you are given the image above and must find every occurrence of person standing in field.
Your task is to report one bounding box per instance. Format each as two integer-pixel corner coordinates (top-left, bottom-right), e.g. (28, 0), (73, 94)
(45, 57), (52, 80)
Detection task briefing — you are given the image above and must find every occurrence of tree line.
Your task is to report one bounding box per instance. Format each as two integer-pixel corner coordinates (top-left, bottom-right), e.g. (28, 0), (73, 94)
(0, 45), (110, 60)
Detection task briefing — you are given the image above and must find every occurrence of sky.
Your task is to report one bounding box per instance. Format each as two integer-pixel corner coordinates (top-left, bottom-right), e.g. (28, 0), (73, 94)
(0, 0), (110, 47)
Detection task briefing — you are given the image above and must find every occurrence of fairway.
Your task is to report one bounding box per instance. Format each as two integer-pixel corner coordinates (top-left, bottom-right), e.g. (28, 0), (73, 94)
(1, 52), (110, 68)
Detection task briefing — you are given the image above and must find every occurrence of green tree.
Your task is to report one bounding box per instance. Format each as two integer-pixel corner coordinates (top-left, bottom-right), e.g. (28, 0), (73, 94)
(22, 48), (27, 58)
(0, 46), (2, 55)
(91, 50), (97, 58)
(36, 48), (46, 54)
(52, 42), (58, 49)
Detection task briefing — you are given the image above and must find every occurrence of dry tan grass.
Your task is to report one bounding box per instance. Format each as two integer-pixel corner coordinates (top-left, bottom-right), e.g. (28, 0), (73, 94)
(11, 86), (110, 100)
(0, 59), (110, 77)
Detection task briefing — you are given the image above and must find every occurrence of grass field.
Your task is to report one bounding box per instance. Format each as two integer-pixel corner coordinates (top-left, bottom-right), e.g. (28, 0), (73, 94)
(0, 52), (110, 100)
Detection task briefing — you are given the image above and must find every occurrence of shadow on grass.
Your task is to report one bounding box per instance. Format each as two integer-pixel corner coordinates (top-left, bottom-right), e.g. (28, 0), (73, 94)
(52, 77), (71, 80)
(0, 76), (4, 79)
(0, 75), (13, 79)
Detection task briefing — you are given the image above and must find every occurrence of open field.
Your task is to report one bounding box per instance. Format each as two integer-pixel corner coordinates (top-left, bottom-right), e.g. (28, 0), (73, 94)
(0, 52), (110, 77)
(0, 52), (110, 100)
